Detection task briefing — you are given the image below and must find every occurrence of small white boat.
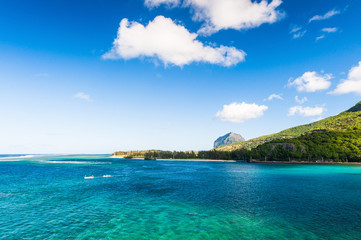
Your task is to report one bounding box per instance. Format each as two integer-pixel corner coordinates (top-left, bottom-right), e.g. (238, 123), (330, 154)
(84, 175), (94, 179)
(103, 174), (112, 178)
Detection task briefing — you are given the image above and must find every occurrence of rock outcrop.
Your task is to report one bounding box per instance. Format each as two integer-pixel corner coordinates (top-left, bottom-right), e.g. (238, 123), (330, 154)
(214, 132), (245, 148)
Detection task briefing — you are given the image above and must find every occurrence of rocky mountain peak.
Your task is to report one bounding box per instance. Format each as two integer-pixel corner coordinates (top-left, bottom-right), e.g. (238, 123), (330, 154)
(214, 132), (245, 148)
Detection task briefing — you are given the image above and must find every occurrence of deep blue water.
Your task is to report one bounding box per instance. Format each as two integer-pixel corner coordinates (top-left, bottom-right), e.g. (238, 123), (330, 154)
(1, 155), (361, 239)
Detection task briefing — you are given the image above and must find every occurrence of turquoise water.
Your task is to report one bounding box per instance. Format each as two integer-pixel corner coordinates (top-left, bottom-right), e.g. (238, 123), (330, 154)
(1, 155), (361, 239)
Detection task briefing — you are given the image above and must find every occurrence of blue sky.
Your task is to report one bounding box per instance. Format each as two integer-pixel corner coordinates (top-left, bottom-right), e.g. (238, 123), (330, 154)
(0, 0), (360, 154)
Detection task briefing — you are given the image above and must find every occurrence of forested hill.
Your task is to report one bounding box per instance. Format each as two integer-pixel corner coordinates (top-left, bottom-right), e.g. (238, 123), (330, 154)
(249, 129), (361, 162)
(216, 101), (361, 151)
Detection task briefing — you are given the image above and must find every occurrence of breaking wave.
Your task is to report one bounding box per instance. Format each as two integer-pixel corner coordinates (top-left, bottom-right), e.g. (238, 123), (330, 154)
(39, 160), (112, 165)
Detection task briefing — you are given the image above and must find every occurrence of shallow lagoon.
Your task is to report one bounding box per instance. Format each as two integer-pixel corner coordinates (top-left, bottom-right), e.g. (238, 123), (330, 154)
(1, 155), (361, 239)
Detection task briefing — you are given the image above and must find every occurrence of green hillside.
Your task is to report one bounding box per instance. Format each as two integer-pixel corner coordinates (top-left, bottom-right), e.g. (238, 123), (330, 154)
(251, 130), (361, 162)
(216, 101), (361, 151)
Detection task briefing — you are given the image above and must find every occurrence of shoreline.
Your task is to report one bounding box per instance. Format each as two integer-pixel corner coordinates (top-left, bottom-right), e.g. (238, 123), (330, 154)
(109, 156), (238, 162)
(158, 159), (361, 165)
(109, 156), (361, 165)
(249, 160), (361, 165)
(110, 155), (144, 159)
(155, 158), (238, 162)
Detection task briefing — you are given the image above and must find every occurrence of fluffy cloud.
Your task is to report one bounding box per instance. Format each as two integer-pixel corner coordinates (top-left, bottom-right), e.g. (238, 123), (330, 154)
(266, 94), (283, 101)
(216, 102), (268, 123)
(309, 9), (340, 23)
(288, 71), (332, 92)
(322, 27), (337, 33)
(74, 92), (93, 102)
(288, 106), (325, 117)
(330, 61), (361, 95)
(145, 0), (180, 8)
(103, 16), (246, 67)
(295, 96), (308, 104)
(184, 0), (283, 35)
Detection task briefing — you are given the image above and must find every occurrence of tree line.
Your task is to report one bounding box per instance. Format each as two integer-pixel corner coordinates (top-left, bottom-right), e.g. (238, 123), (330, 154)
(143, 130), (361, 162)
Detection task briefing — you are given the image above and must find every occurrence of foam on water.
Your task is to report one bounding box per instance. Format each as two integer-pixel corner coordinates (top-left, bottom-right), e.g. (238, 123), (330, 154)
(0, 154), (38, 161)
(39, 160), (112, 165)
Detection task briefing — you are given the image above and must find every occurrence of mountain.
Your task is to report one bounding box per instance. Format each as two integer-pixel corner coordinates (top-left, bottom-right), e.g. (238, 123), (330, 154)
(214, 132), (245, 148)
(216, 101), (361, 151)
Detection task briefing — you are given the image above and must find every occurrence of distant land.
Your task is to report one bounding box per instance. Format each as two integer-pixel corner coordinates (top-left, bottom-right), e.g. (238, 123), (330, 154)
(215, 101), (361, 151)
(214, 132), (245, 148)
(112, 101), (361, 163)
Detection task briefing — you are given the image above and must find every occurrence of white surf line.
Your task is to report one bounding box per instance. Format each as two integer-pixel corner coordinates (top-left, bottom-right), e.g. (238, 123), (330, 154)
(42, 160), (112, 165)
(84, 174), (123, 179)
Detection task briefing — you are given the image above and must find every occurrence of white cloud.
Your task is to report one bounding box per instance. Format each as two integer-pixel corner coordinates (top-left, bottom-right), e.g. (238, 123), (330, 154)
(316, 35), (325, 41)
(265, 94), (283, 101)
(74, 92), (93, 102)
(103, 16), (246, 67)
(322, 27), (337, 33)
(309, 9), (340, 23)
(289, 25), (306, 39)
(216, 102), (268, 123)
(288, 71), (332, 92)
(184, 0), (283, 35)
(295, 96), (308, 104)
(292, 30), (307, 39)
(330, 61), (361, 95)
(289, 26), (302, 34)
(316, 27), (337, 41)
(145, 0), (180, 8)
(288, 106), (326, 117)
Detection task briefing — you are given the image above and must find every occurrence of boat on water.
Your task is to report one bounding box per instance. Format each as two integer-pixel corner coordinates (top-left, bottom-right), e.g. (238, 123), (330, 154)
(84, 175), (94, 179)
(103, 174), (111, 178)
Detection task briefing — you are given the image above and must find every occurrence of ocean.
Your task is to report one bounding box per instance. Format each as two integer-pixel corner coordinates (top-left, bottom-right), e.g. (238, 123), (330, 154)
(1, 155), (361, 239)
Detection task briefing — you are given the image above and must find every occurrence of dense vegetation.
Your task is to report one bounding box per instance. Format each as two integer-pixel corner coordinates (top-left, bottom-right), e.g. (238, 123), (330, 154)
(112, 150), (164, 159)
(251, 130), (361, 162)
(139, 130), (361, 162)
(144, 151), (197, 160)
(216, 101), (361, 151)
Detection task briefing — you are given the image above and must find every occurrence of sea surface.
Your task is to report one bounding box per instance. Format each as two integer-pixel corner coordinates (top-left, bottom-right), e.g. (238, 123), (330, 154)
(1, 155), (361, 240)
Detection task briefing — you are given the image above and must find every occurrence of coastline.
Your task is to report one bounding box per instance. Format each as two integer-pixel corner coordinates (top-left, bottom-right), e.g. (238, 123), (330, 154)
(109, 156), (238, 162)
(110, 155), (145, 159)
(155, 158), (238, 162)
(159, 159), (361, 165)
(249, 160), (361, 165)
(110, 156), (361, 165)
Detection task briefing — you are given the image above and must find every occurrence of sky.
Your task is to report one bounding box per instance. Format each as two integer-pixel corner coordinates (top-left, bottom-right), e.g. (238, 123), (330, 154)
(0, 0), (360, 154)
